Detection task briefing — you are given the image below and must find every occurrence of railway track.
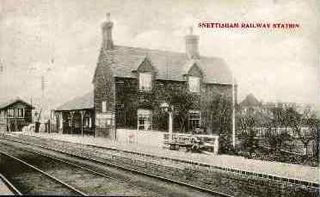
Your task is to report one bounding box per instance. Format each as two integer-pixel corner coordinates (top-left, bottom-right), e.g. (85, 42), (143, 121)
(0, 173), (22, 195)
(0, 138), (231, 197)
(8, 133), (319, 189)
(0, 150), (87, 196)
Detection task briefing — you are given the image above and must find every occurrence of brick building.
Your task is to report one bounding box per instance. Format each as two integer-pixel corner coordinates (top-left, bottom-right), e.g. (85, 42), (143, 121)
(93, 13), (236, 138)
(0, 98), (34, 131)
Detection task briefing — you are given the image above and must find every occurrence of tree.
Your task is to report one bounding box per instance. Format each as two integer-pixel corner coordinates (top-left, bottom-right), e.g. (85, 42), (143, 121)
(237, 111), (259, 156)
(151, 83), (198, 132)
(262, 106), (292, 152)
(169, 89), (197, 132)
(152, 85), (198, 132)
(202, 94), (233, 153)
(288, 106), (320, 157)
(305, 113), (320, 160)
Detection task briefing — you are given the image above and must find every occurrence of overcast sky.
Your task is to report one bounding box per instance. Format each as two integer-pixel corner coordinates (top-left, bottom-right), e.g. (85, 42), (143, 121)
(0, 0), (319, 108)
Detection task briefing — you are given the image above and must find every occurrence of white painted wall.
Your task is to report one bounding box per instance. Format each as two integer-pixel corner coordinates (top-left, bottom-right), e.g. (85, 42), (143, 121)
(116, 129), (165, 148)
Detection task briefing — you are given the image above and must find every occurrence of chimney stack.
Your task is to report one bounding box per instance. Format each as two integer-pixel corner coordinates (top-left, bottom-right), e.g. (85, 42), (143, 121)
(185, 27), (199, 59)
(101, 12), (114, 50)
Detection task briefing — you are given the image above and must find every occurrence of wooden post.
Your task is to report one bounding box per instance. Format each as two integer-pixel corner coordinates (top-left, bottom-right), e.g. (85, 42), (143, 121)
(15, 118), (18, 131)
(168, 111), (173, 141)
(60, 112), (63, 133)
(69, 111), (75, 134)
(80, 111), (85, 137)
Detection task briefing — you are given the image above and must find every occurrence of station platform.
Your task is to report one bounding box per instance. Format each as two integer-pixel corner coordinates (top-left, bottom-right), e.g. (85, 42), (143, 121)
(10, 131), (320, 184)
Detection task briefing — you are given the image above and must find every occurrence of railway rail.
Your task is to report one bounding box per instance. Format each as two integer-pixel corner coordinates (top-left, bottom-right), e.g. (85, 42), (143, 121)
(9, 133), (319, 188)
(0, 138), (231, 197)
(2, 133), (319, 196)
(0, 173), (22, 195)
(0, 150), (87, 196)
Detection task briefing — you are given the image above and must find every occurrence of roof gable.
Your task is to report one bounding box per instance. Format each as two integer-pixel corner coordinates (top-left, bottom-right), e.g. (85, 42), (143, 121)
(240, 93), (261, 107)
(56, 92), (94, 111)
(0, 99), (34, 110)
(187, 63), (203, 78)
(136, 57), (155, 73)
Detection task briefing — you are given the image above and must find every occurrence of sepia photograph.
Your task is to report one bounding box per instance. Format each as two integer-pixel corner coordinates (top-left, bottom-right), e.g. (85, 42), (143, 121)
(0, 0), (319, 196)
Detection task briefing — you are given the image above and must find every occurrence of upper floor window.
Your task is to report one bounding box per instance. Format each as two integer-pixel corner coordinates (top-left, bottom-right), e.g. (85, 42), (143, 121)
(8, 109), (14, 117)
(102, 101), (107, 113)
(17, 108), (24, 118)
(188, 76), (200, 92)
(139, 73), (152, 91)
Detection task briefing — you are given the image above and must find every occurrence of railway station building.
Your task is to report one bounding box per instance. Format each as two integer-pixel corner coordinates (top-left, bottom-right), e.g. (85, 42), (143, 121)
(92, 13), (237, 139)
(54, 92), (95, 136)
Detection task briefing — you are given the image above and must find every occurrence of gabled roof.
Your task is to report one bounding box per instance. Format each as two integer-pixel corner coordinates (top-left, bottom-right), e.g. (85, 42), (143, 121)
(240, 93), (261, 107)
(136, 57), (155, 73)
(55, 92), (94, 111)
(94, 45), (233, 84)
(0, 98), (34, 110)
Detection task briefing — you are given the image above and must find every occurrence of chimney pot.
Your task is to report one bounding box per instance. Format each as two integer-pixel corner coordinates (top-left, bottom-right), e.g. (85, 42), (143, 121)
(185, 26), (199, 59)
(101, 12), (114, 50)
(106, 12), (110, 22)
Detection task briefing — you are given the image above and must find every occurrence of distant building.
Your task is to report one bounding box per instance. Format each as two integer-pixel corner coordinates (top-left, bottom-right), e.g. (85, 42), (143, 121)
(0, 98), (34, 131)
(54, 92), (95, 136)
(92, 13), (236, 138)
(239, 94), (318, 139)
(239, 93), (261, 115)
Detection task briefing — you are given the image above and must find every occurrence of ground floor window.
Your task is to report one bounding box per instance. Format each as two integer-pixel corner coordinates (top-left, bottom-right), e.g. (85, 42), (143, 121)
(137, 109), (152, 130)
(189, 110), (201, 131)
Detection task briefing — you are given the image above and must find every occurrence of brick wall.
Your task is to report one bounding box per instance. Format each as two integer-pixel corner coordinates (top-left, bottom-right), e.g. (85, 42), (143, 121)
(114, 77), (234, 133)
(93, 51), (116, 138)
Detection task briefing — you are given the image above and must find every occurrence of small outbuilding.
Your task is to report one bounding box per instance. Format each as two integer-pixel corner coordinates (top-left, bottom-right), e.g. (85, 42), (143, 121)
(54, 92), (95, 136)
(0, 98), (34, 131)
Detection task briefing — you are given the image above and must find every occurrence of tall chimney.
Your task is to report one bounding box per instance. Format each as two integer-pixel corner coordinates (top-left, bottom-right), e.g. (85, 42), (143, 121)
(101, 12), (114, 50)
(185, 27), (199, 59)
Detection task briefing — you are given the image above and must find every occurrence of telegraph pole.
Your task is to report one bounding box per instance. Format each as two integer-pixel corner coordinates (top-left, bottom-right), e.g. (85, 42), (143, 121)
(41, 75), (45, 99)
(232, 74), (236, 148)
(0, 58), (3, 73)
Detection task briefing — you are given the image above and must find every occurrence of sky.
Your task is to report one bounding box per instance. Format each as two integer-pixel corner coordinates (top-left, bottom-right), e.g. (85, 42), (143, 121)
(0, 0), (319, 109)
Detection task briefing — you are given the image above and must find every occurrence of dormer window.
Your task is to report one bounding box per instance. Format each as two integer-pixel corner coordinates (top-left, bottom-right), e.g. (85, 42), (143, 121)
(188, 76), (200, 92)
(139, 73), (152, 91)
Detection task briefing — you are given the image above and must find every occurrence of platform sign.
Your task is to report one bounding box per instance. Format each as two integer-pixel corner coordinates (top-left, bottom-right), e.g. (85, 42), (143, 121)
(95, 113), (114, 128)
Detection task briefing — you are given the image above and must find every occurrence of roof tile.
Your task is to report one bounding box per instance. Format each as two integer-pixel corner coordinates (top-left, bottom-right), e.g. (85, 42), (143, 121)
(99, 45), (233, 84)
(56, 92), (94, 111)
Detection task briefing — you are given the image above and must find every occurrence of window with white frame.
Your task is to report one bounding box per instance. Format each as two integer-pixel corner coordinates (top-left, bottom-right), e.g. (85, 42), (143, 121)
(102, 101), (107, 113)
(189, 110), (201, 130)
(17, 108), (24, 118)
(139, 73), (152, 91)
(8, 109), (14, 117)
(137, 109), (152, 130)
(188, 76), (200, 92)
